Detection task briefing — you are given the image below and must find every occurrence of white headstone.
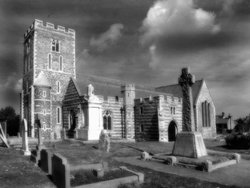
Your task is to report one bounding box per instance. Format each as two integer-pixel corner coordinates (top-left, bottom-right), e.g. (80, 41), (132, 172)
(22, 119), (31, 156)
(99, 130), (110, 152)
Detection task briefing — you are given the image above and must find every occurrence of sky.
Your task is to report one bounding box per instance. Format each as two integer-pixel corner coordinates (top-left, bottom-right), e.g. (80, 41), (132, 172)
(0, 0), (250, 119)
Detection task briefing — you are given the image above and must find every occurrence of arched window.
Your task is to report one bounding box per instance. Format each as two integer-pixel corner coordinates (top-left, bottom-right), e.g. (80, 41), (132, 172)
(48, 53), (52, 69)
(56, 107), (61, 124)
(202, 101), (211, 127)
(56, 81), (60, 93)
(43, 91), (46, 98)
(103, 110), (112, 130)
(59, 56), (63, 71)
(139, 106), (144, 115)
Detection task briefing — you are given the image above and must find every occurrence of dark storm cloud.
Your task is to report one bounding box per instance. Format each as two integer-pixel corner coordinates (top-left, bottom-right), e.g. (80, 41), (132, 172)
(1, 0), (250, 118)
(195, 0), (250, 14)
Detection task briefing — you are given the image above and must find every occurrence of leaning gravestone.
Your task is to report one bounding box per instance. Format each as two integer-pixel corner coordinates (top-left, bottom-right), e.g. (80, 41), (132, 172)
(35, 118), (44, 149)
(172, 67), (207, 158)
(22, 118), (31, 156)
(98, 130), (110, 153)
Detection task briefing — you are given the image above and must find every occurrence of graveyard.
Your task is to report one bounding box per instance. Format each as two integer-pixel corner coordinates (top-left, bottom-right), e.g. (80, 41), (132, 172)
(1, 137), (250, 188)
(1, 68), (250, 188)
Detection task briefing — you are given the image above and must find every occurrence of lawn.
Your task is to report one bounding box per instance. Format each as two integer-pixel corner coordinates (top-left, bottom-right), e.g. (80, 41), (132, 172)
(0, 147), (55, 188)
(205, 139), (250, 160)
(43, 140), (239, 188)
(1, 139), (248, 188)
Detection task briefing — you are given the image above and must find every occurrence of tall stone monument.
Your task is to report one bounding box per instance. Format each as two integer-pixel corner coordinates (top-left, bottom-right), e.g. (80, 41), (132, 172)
(22, 119), (31, 156)
(84, 84), (103, 140)
(172, 67), (207, 158)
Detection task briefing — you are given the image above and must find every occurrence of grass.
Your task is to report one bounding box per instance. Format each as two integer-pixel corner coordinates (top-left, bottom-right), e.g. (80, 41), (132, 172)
(43, 140), (243, 188)
(0, 147), (55, 188)
(1, 139), (249, 188)
(205, 139), (250, 160)
(71, 168), (134, 186)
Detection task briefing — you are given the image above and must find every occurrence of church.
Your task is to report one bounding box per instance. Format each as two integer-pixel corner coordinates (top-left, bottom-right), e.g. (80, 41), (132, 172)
(20, 19), (216, 142)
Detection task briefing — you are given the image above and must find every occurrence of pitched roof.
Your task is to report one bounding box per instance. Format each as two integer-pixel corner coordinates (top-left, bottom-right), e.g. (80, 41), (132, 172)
(73, 75), (123, 97)
(135, 88), (172, 98)
(155, 80), (204, 102)
(72, 75), (172, 98)
(34, 71), (51, 87)
(216, 116), (230, 124)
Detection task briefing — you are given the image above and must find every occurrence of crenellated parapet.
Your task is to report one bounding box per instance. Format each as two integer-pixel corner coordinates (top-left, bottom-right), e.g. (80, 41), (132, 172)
(97, 95), (124, 104)
(135, 95), (182, 106)
(24, 19), (75, 39)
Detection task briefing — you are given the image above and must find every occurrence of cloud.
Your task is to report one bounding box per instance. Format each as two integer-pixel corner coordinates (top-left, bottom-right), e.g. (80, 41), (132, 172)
(89, 23), (124, 51)
(2, 74), (22, 93)
(140, 0), (220, 45)
(14, 78), (22, 92)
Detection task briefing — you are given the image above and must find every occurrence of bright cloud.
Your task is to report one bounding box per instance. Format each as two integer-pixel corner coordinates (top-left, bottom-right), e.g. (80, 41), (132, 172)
(141, 0), (220, 44)
(90, 23), (124, 51)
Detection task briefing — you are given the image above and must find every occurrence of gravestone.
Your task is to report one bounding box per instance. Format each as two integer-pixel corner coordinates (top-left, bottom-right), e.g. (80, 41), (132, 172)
(98, 130), (110, 152)
(35, 118), (44, 148)
(0, 122), (9, 148)
(22, 119), (31, 156)
(172, 67), (207, 158)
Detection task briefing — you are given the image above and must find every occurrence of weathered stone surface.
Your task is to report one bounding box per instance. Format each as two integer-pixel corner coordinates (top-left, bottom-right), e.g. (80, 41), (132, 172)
(140, 151), (152, 161)
(178, 67), (195, 132)
(99, 130), (110, 152)
(172, 132), (207, 158)
(22, 119), (31, 156)
(172, 68), (208, 158)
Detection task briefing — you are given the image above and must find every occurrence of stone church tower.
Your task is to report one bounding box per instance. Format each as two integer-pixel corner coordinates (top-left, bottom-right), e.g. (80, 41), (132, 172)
(21, 19), (76, 139)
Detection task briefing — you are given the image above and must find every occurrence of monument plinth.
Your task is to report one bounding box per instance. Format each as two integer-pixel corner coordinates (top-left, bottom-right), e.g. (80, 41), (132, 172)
(172, 67), (207, 158)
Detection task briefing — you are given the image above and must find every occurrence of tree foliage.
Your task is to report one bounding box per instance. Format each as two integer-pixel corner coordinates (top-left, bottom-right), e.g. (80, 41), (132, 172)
(234, 115), (250, 133)
(0, 106), (19, 136)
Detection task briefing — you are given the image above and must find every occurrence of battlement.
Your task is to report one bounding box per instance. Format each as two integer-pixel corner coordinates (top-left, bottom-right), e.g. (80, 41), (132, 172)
(24, 19), (75, 39)
(121, 83), (135, 91)
(135, 95), (182, 105)
(97, 95), (124, 103)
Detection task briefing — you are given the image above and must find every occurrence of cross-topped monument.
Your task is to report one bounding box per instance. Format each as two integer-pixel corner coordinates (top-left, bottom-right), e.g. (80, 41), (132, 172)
(178, 67), (195, 132)
(172, 67), (207, 158)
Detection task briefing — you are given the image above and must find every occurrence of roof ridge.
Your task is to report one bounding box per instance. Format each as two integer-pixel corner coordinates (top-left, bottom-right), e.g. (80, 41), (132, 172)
(135, 87), (173, 96)
(156, 79), (204, 89)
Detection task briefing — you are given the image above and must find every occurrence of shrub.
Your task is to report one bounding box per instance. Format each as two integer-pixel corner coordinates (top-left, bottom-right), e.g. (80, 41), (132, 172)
(225, 133), (250, 149)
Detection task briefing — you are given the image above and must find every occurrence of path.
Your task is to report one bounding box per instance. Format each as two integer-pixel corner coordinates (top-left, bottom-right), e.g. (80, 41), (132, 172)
(115, 156), (250, 188)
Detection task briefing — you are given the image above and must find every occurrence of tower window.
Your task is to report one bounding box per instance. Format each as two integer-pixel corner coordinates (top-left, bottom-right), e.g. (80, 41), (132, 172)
(56, 107), (61, 124)
(171, 107), (176, 115)
(43, 91), (46, 98)
(48, 54), (52, 69)
(115, 96), (119, 102)
(56, 81), (60, 93)
(139, 106), (144, 115)
(59, 56), (63, 71)
(51, 39), (60, 52)
(139, 124), (144, 133)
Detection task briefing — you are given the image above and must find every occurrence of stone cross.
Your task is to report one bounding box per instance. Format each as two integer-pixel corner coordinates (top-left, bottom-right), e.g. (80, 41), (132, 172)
(22, 119), (31, 156)
(178, 67), (195, 132)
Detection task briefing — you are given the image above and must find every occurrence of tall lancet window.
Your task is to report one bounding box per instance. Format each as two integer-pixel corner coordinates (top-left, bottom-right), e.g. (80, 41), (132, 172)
(56, 81), (60, 94)
(202, 101), (211, 127)
(56, 107), (61, 124)
(59, 56), (63, 71)
(103, 110), (112, 130)
(48, 53), (52, 69)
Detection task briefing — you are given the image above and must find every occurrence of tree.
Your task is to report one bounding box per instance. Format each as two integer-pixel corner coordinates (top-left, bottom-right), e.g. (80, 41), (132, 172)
(234, 115), (250, 133)
(0, 106), (19, 136)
